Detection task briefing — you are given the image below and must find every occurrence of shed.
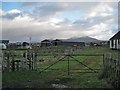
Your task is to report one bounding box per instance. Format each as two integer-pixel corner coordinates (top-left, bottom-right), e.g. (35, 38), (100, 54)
(51, 39), (63, 46)
(41, 39), (51, 47)
(63, 41), (85, 47)
(22, 42), (31, 49)
(109, 31), (120, 49)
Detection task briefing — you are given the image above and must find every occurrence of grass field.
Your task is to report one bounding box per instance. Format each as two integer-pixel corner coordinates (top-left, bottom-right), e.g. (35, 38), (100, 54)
(2, 46), (119, 88)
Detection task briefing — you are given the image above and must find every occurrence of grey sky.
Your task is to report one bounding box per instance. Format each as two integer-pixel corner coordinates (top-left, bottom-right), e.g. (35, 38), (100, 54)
(1, 2), (119, 42)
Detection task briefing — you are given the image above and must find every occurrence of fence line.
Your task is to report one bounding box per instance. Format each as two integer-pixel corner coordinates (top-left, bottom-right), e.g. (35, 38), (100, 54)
(2, 51), (37, 72)
(39, 54), (103, 75)
(101, 53), (120, 88)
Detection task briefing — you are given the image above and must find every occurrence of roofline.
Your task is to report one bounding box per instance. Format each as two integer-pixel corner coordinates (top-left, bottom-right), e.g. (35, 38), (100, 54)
(109, 31), (120, 40)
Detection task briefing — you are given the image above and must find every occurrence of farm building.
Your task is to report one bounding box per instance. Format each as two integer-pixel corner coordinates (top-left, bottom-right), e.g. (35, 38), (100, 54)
(8, 43), (17, 49)
(0, 40), (9, 49)
(0, 43), (7, 49)
(22, 42), (32, 49)
(32, 43), (41, 48)
(16, 42), (22, 47)
(41, 39), (85, 47)
(109, 31), (120, 49)
(0, 40), (9, 45)
(16, 42), (32, 49)
(62, 41), (85, 47)
(51, 39), (63, 46)
(41, 39), (52, 47)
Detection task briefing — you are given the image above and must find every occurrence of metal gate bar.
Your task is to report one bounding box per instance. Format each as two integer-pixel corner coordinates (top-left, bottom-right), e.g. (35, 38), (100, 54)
(39, 56), (66, 73)
(69, 55), (97, 73)
(39, 54), (104, 75)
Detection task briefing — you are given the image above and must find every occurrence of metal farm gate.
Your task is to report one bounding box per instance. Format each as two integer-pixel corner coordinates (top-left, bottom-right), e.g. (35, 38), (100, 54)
(38, 53), (104, 75)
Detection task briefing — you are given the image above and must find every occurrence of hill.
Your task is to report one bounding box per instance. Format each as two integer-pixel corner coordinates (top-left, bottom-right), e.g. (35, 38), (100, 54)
(63, 36), (101, 43)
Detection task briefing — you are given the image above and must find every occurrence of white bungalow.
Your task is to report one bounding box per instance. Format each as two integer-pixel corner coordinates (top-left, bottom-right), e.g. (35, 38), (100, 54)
(109, 31), (120, 49)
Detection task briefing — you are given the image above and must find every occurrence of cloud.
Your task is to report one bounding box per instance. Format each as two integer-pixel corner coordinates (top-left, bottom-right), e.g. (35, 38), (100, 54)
(73, 2), (118, 29)
(22, 2), (100, 19)
(1, 9), (22, 20)
(2, 13), (71, 41)
(0, 9), (5, 16)
(32, 3), (66, 18)
(7, 9), (21, 14)
(21, 2), (38, 6)
(1, 2), (118, 42)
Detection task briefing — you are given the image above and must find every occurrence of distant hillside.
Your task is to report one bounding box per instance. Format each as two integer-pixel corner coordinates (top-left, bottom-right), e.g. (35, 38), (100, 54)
(63, 36), (101, 43)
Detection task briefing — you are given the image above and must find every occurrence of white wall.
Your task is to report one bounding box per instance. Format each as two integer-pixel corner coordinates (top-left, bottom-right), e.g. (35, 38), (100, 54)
(0, 43), (7, 49)
(110, 40), (112, 48)
(116, 39), (118, 49)
(110, 39), (120, 49)
(113, 40), (116, 48)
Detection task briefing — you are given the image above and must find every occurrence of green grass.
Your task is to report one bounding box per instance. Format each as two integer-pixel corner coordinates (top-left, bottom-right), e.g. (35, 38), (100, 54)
(2, 46), (119, 88)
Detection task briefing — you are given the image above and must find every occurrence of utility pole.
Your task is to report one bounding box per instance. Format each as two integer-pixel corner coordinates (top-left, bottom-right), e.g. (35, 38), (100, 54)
(29, 37), (31, 49)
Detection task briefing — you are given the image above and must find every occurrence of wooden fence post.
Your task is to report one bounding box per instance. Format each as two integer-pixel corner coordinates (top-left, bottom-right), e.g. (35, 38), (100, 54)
(16, 61), (19, 71)
(33, 52), (37, 70)
(35, 52), (37, 70)
(27, 51), (32, 70)
(31, 51), (34, 70)
(2, 52), (5, 72)
(25, 52), (28, 70)
(6, 52), (10, 72)
(11, 52), (15, 72)
(22, 52), (26, 70)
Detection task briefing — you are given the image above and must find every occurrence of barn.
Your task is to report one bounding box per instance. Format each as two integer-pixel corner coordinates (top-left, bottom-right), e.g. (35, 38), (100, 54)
(41, 39), (51, 47)
(16, 42), (32, 49)
(22, 42), (31, 49)
(51, 39), (63, 46)
(63, 41), (85, 47)
(109, 31), (120, 49)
